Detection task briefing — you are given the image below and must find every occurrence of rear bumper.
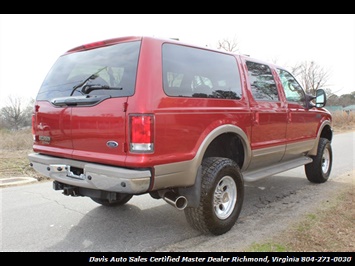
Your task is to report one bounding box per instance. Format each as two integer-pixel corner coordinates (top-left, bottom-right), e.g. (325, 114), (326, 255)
(28, 153), (151, 194)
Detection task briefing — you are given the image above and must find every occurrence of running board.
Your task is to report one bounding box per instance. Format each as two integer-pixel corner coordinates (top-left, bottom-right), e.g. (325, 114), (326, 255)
(243, 156), (313, 182)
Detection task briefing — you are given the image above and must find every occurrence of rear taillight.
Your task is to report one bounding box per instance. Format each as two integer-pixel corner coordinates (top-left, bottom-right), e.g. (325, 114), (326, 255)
(32, 105), (38, 142)
(31, 114), (35, 134)
(129, 114), (154, 153)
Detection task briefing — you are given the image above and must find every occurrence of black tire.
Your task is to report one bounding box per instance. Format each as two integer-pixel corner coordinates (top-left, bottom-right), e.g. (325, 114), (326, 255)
(305, 138), (332, 183)
(184, 157), (244, 235)
(91, 194), (133, 207)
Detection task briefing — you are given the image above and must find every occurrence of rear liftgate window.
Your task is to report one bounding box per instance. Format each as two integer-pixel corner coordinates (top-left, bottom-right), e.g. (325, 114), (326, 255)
(37, 41), (141, 101)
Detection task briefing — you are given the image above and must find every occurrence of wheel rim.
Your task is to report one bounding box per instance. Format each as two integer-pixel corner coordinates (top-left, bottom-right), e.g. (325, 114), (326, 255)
(213, 175), (237, 220)
(322, 147), (331, 174)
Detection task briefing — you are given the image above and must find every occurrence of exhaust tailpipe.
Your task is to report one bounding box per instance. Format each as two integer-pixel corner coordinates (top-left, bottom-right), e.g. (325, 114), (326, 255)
(162, 191), (188, 210)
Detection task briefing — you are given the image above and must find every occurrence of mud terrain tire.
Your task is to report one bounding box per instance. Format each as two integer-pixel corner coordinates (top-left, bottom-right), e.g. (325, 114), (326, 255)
(184, 157), (244, 235)
(305, 137), (332, 183)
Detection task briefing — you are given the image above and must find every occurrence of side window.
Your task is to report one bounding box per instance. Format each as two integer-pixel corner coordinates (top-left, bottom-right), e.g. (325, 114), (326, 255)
(277, 68), (306, 105)
(162, 44), (242, 99)
(246, 61), (279, 101)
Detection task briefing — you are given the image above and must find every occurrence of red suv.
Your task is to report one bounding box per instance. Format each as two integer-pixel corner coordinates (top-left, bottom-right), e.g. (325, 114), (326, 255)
(29, 36), (333, 235)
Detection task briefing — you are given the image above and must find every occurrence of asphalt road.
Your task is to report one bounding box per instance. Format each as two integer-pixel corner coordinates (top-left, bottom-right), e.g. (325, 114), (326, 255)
(1, 131), (353, 252)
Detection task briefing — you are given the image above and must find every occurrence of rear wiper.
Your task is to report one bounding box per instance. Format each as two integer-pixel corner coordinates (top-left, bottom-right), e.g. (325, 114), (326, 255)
(70, 67), (107, 96)
(81, 84), (123, 94)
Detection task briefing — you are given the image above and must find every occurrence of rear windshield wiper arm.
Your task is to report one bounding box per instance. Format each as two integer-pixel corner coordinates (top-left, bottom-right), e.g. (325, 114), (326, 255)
(70, 67), (107, 96)
(81, 84), (123, 94)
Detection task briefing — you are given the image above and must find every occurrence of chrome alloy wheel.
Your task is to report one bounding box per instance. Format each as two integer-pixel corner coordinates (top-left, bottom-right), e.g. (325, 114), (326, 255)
(322, 147), (331, 174)
(213, 175), (237, 220)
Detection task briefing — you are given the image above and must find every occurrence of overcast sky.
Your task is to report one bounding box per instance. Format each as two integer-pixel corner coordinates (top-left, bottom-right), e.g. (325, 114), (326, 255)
(1, 14), (354, 107)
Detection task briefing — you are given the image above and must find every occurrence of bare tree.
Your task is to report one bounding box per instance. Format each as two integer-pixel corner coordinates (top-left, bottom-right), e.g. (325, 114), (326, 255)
(291, 61), (330, 95)
(217, 36), (239, 53)
(0, 96), (34, 130)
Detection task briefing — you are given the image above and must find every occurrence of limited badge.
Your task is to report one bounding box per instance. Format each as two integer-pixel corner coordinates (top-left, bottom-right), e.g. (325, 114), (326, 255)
(39, 135), (51, 143)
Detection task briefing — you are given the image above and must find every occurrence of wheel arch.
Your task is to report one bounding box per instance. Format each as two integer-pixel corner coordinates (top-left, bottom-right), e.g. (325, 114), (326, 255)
(308, 120), (333, 156)
(196, 125), (251, 172)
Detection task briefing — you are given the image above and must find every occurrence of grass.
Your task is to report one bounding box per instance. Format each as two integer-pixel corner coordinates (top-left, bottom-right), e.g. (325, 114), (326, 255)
(0, 128), (48, 180)
(0, 128), (33, 150)
(247, 183), (355, 252)
(331, 111), (355, 133)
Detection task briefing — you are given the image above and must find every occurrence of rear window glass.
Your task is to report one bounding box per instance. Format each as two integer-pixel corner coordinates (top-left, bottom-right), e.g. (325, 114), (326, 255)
(162, 44), (242, 99)
(37, 41), (140, 100)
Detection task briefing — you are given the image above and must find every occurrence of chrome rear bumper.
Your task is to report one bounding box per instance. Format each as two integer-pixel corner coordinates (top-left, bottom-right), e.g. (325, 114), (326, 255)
(28, 153), (151, 194)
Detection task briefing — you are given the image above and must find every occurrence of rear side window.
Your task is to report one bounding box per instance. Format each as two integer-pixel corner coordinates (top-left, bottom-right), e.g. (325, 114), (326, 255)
(246, 61), (279, 101)
(162, 44), (242, 99)
(37, 41), (141, 100)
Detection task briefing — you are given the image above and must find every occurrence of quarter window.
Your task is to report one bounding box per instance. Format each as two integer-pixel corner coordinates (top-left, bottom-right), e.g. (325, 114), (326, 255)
(246, 61), (279, 101)
(162, 44), (242, 99)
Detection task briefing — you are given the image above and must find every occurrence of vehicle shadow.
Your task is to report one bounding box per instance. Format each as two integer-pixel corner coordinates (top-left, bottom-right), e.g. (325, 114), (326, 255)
(41, 195), (200, 252)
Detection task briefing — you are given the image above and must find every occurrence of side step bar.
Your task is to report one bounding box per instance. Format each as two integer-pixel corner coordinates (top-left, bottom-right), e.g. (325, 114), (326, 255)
(243, 156), (312, 182)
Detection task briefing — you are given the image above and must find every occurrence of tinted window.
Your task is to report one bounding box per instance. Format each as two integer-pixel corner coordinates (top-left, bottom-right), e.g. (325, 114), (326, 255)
(246, 61), (279, 101)
(277, 68), (306, 105)
(37, 41), (141, 100)
(162, 44), (242, 99)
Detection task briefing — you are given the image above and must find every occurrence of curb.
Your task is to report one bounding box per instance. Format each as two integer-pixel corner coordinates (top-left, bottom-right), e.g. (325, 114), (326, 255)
(0, 177), (38, 188)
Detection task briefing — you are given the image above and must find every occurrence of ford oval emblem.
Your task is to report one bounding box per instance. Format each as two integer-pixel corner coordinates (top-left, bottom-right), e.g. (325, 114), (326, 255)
(106, 141), (119, 148)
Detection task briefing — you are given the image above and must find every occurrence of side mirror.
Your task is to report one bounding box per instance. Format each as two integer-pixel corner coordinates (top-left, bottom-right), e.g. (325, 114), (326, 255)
(305, 89), (327, 109)
(315, 89), (327, 107)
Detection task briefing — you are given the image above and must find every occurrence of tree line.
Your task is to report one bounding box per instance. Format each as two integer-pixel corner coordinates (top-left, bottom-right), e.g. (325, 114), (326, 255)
(218, 37), (355, 106)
